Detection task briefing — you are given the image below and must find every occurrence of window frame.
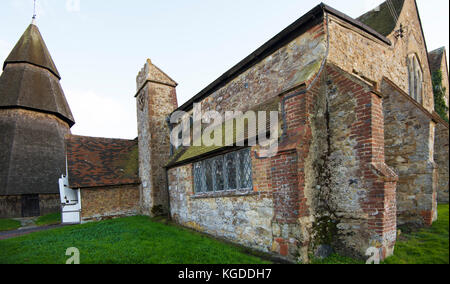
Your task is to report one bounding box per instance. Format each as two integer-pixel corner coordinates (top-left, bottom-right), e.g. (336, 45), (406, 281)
(407, 54), (424, 104)
(193, 148), (253, 194)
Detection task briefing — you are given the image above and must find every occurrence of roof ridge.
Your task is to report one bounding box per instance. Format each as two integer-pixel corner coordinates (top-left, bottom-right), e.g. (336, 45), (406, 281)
(67, 134), (137, 142)
(429, 46), (445, 54)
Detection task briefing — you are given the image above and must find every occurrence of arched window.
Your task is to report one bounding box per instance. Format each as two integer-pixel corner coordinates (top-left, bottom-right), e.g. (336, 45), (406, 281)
(407, 54), (423, 103)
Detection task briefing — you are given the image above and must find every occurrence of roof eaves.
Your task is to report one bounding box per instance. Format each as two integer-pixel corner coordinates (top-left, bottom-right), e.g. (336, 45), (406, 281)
(413, 0), (433, 80)
(321, 4), (392, 45)
(171, 3), (391, 115)
(172, 4), (326, 114)
(3, 61), (61, 80)
(0, 105), (75, 127)
(72, 181), (141, 190)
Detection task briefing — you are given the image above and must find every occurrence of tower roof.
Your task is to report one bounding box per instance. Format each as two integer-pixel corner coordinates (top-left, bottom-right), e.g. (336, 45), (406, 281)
(3, 23), (60, 79)
(0, 23), (75, 126)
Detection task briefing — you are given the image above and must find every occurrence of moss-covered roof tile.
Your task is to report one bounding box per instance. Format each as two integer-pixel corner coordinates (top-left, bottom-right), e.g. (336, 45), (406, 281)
(66, 135), (140, 188)
(166, 97), (281, 168)
(357, 0), (405, 37)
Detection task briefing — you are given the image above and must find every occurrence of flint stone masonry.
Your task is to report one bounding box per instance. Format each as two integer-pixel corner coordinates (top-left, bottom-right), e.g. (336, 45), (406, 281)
(136, 59), (178, 216)
(382, 79), (438, 226)
(80, 185), (140, 222)
(169, 162), (275, 252)
(435, 123), (449, 204)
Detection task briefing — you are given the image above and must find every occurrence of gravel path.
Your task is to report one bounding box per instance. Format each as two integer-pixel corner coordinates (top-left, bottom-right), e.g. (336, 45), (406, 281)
(0, 224), (69, 240)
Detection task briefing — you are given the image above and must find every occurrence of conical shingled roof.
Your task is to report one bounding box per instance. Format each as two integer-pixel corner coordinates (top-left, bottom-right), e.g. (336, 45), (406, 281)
(4, 23), (60, 78)
(0, 23), (75, 126)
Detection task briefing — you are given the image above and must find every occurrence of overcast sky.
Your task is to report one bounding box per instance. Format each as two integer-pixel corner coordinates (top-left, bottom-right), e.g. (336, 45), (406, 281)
(0, 0), (448, 139)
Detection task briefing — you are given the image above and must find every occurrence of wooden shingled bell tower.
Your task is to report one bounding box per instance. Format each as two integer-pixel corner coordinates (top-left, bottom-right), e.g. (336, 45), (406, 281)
(0, 18), (75, 218)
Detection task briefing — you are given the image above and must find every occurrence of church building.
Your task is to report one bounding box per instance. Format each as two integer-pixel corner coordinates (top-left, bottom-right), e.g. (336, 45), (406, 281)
(138, 0), (449, 261)
(0, 0), (448, 263)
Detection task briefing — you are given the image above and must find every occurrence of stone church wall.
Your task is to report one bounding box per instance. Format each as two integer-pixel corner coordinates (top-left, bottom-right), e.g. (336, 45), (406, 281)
(327, 0), (435, 114)
(80, 185), (140, 222)
(326, 0), (441, 227)
(167, 20), (327, 262)
(314, 65), (397, 260)
(166, 14), (401, 261)
(0, 196), (22, 218)
(435, 123), (449, 204)
(38, 194), (61, 216)
(382, 79), (438, 226)
(168, 158), (275, 254)
(0, 194), (60, 218)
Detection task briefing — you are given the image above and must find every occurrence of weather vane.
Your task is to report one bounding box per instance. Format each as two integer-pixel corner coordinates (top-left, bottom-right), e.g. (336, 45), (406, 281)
(32, 0), (37, 19)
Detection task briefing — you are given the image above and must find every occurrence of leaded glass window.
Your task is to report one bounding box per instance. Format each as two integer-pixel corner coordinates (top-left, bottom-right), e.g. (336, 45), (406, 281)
(225, 152), (237, 190)
(194, 163), (204, 193)
(193, 149), (253, 194)
(204, 160), (214, 192)
(408, 54), (423, 104)
(239, 150), (253, 189)
(214, 158), (225, 191)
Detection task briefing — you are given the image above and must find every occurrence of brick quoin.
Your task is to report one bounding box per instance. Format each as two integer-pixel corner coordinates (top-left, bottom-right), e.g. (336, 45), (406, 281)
(271, 150), (300, 224)
(280, 86), (314, 221)
(326, 65), (398, 259)
(274, 238), (290, 257)
(267, 84), (315, 257)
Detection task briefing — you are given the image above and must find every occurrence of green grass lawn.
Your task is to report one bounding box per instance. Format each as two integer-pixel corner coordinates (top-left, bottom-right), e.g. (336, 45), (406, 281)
(310, 254), (364, 264)
(0, 216), (270, 264)
(383, 204), (449, 264)
(0, 219), (21, 232)
(311, 204), (449, 264)
(35, 213), (61, 227)
(1, 206), (447, 264)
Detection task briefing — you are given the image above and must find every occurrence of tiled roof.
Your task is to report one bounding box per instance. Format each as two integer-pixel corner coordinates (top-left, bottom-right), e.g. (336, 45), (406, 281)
(428, 47), (445, 75)
(166, 96), (282, 168)
(66, 135), (140, 189)
(357, 0), (405, 37)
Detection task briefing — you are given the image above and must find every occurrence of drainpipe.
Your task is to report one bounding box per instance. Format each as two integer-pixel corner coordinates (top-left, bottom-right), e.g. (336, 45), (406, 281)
(165, 115), (173, 220)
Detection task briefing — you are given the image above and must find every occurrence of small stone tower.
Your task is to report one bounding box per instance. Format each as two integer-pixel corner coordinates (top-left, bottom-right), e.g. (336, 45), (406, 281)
(135, 59), (178, 216)
(0, 21), (75, 218)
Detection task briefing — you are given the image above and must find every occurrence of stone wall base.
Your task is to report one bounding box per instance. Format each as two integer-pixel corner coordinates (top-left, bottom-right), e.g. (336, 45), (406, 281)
(0, 194), (60, 218)
(80, 185), (140, 222)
